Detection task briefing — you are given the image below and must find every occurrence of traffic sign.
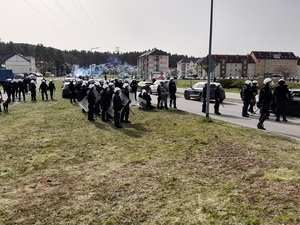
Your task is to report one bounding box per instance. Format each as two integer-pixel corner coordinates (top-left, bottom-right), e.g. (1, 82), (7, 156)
(200, 55), (218, 73)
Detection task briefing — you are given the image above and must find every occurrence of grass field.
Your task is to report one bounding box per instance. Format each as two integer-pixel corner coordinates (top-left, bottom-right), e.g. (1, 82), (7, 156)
(0, 80), (300, 224)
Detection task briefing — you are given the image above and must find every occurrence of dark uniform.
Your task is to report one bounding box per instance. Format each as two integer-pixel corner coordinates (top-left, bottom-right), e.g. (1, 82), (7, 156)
(87, 85), (96, 121)
(39, 80), (48, 100)
(30, 80), (37, 101)
(69, 81), (76, 103)
(240, 81), (252, 117)
(121, 83), (131, 123)
(214, 85), (222, 115)
(257, 78), (273, 130)
(201, 84), (207, 113)
(273, 79), (291, 122)
(169, 78), (177, 108)
(113, 88), (123, 128)
(48, 80), (56, 100)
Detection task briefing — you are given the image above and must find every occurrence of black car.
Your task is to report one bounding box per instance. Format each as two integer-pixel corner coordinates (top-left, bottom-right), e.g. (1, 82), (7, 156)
(184, 82), (226, 101)
(286, 89), (300, 117)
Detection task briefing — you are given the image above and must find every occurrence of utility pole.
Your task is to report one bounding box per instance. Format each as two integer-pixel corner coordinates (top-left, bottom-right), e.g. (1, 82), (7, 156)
(205, 0), (214, 119)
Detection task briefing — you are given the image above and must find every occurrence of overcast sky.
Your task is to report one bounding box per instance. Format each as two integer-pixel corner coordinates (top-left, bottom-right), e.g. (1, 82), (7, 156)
(1, 0), (300, 57)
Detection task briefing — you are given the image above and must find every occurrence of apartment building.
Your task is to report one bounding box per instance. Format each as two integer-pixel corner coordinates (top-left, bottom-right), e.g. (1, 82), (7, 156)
(250, 51), (297, 78)
(199, 54), (255, 79)
(176, 57), (197, 78)
(137, 48), (169, 79)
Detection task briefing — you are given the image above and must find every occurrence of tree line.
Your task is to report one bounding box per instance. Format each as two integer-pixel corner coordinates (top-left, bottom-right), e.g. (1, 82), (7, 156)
(0, 41), (194, 76)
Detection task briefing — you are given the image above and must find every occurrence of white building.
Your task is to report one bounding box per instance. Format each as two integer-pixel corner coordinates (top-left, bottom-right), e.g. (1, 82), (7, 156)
(137, 48), (169, 80)
(5, 53), (36, 74)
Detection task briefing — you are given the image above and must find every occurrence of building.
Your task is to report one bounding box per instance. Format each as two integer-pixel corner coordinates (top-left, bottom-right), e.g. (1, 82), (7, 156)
(137, 48), (169, 80)
(176, 57), (197, 78)
(199, 54), (255, 79)
(250, 51), (297, 78)
(5, 53), (36, 74)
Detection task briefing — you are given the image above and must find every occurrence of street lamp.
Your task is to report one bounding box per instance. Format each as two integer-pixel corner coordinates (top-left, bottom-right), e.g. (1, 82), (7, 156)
(90, 47), (99, 77)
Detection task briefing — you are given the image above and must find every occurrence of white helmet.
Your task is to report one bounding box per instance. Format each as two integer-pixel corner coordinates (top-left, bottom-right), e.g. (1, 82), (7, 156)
(251, 80), (258, 84)
(245, 80), (251, 85)
(88, 84), (94, 89)
(263, 78), (274, 85)
(122, 83), (130, 89)
(114, 87), (121, 93)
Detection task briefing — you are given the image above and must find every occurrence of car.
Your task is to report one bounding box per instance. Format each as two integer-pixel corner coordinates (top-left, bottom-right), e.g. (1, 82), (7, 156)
(184, 82), (226, 101)
(137, 81), (153, 92)
(286, 89), (300, 117)
(149, 80), (169, 94)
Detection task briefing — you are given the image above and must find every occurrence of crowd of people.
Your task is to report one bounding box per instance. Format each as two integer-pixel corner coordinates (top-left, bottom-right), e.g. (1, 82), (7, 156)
(1, 75), (293, 131)
(68, 77), (178, 128)
(240, 78), (291, 130)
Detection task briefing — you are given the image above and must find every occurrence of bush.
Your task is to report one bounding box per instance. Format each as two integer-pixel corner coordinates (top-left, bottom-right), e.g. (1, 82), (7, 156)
(219, 79), (245, 89)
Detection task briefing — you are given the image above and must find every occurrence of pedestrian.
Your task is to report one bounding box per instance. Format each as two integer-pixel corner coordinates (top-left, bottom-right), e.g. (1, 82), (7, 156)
(113, 87), (123, 128)
(169, 77), (177, 108)
(87, 84), (96, 121)
(257, 78), (274, 130)
(240, 80), (252, 117)
(78, 82), (88, 113)
(214, 84), (222, 115)
(48, 80), (56, 100)
(201, 83), (207, 113)
(39, 79), (48, 100)
(273, 79), (291, 122)
(30, 80), (37, 101)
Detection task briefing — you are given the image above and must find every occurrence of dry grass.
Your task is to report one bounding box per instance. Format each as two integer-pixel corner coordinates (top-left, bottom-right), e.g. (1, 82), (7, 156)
(0, 81), (300, 225)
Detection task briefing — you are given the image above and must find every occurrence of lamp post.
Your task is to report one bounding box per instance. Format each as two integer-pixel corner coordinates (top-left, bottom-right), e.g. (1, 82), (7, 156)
(90, 47), (99, 77)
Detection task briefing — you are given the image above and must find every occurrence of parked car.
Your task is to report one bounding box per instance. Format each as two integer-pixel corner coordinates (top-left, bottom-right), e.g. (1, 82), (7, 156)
(184, 82), (226, 101)
(149, 80), (169, 94)
(286, 89), (300, 117)
(137, 81), (153, 92)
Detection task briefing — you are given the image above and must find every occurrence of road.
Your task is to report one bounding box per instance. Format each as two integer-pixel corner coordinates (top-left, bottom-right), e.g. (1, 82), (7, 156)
(151, 89), (300, 140)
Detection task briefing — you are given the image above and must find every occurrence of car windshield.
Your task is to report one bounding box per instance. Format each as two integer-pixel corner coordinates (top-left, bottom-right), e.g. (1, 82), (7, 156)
(192, 83), (205, 88)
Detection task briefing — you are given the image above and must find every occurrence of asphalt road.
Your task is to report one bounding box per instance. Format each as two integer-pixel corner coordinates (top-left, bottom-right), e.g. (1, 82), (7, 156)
(151, 90), (300, 140)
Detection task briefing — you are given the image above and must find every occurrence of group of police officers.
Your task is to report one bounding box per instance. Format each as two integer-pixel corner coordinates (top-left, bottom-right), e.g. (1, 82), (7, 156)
(71, 77), (178, 128)
(0, 77), (56, 104)
(240, 78), (291, 130)
(1, 75), (292, 131)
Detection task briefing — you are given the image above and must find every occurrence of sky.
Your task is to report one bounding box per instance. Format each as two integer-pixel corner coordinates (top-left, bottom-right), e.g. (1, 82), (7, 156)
(1, 0), (300, 57)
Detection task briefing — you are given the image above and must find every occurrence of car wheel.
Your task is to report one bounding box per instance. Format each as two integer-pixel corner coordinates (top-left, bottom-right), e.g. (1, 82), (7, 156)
(184, 91), (190, 100)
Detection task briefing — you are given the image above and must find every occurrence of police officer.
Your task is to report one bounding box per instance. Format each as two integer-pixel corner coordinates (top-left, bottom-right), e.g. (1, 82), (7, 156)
(214, 84), (222, 115)
(69, 80), (76, 103)
(240, 80), (252, 117)
(87, 84), (96, 121)
(273, 79), (291, 122)
(39, 79), (48, 101)
(113, 87), (123, 128)
(201, 84), (207, 113)
(248, 80), (258, 114)
(257, 78), (274, 130)
(121, 83), (132, 123)
(169, 77), (177, 108)
(30, 80), (37, 101)
(48, 80), (56, 100)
